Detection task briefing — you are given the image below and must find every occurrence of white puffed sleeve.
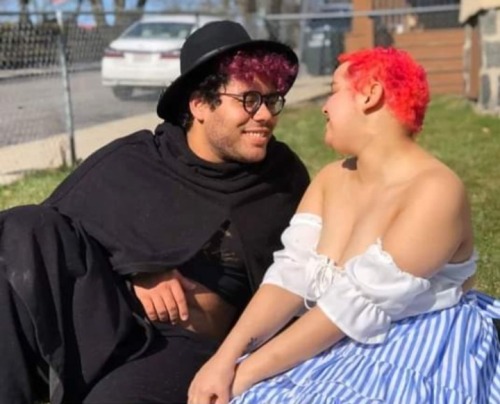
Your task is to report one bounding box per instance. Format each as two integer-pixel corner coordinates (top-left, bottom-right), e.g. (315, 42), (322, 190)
(261, 213), (322, 297)
(314, 241), (431, 344)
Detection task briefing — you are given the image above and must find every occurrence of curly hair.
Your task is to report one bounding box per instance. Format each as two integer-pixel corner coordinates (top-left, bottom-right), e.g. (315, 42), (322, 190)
(338, 47), (429, 135)
(220, 48), (298, 94)
(180, 48), (297, 129)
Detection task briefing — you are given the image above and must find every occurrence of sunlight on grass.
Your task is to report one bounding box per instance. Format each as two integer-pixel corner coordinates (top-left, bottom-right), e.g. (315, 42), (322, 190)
(0, 168), (71, 211)
(276, 100), (339, 176)
(1, 96), (499, 295)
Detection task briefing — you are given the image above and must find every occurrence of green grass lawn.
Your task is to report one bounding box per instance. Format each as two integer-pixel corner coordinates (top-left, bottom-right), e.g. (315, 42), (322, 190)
(1, 96), (499, 295)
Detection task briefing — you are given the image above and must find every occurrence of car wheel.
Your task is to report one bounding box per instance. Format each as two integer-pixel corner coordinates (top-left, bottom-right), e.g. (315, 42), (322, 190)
(112, 86), (134, 100)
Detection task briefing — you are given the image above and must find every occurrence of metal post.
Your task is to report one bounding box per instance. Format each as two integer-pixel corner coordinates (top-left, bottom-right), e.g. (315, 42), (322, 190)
(297, 0), (310, 67)
(56, 10), (76, 167)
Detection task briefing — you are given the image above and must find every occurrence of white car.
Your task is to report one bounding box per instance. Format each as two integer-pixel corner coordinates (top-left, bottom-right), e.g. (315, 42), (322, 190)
(101, 14), (223, 99)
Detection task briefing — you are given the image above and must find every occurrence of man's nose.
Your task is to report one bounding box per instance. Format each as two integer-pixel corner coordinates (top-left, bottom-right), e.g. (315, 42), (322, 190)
(252, 101), (274, 121)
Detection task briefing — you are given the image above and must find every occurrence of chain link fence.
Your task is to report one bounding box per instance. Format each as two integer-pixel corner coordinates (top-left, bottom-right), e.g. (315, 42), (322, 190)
(0, 12), (192, 150)
(0, 3), (464, 182)
(0, 11), (236, 182)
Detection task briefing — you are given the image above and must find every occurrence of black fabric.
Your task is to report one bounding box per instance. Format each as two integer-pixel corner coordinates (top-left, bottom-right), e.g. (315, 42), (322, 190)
(180, 220), (251, 309)
(0, 206), (151, 403)
(0, 122), (308, 403)
(84, 325), (218, 404)
(45, 122), (309, 290)
(0, 267), (49, 404)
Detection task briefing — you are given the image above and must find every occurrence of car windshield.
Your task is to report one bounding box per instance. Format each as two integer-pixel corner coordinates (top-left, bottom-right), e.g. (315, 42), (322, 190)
(122, 22), (193, 39)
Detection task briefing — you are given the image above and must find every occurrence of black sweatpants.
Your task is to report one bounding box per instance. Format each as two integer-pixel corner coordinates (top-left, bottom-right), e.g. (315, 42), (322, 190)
(84, 325), (218, 404)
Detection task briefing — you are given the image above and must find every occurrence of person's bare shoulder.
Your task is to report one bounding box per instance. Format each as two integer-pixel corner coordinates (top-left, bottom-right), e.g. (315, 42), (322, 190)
(313, 158), (349, 186)
(383, 162), (471, 276)
(296, 159), (346, 214)
(408, 161), (467, 209)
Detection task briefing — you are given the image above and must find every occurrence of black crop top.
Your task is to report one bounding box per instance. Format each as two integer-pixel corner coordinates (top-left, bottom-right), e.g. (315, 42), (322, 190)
(180, 220), (252, 310)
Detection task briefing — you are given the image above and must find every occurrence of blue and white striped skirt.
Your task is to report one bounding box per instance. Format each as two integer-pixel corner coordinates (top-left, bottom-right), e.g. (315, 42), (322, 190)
(231, 291), (500, 403)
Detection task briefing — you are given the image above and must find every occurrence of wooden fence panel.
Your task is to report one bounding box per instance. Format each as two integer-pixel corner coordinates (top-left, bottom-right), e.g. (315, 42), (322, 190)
(392, 28), (465, 95)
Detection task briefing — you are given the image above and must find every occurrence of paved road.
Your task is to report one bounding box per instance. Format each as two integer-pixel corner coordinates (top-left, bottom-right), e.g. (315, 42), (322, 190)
(0, 71), (331, 184)
(0, 69), (160, 147)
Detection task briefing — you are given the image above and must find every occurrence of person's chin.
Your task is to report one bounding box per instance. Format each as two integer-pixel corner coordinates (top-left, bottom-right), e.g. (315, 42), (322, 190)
(237, 149), (267, 164)
(324, 137), (337, 151)
(325, 137), (348, 155)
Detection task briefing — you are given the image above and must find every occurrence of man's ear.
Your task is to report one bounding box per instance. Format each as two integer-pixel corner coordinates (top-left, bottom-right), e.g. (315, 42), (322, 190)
(361, 81), (384, 112)
(189, 95), (208, 123)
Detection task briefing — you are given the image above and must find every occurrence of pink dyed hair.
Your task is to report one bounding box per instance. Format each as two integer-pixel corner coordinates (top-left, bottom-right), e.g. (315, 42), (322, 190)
(220, 49), (298, 94)
(338, 47), (429, 134)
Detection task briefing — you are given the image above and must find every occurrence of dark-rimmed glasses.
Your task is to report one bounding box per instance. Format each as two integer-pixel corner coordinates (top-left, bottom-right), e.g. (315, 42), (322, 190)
(218, 91), (286, 116)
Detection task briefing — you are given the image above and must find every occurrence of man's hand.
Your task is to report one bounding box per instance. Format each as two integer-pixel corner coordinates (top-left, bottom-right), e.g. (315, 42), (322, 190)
(132, 269), (197, 323)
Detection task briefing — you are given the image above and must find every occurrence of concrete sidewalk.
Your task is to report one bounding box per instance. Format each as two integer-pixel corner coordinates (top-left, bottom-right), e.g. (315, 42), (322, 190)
(0, 74), (331, 185)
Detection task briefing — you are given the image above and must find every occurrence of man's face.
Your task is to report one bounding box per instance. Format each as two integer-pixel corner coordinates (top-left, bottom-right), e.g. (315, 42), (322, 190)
(188, 76), (281, 164)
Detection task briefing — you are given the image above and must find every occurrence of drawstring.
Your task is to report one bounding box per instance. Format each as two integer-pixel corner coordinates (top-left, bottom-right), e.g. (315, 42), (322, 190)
(304, 254), (339, 309)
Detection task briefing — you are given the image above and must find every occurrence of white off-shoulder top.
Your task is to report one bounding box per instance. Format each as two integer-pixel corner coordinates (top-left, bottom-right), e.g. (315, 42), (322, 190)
(262, 213), (477, 344)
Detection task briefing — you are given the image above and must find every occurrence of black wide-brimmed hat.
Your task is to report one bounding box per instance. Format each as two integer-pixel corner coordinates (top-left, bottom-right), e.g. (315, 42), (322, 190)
(156, 20), (299, 123)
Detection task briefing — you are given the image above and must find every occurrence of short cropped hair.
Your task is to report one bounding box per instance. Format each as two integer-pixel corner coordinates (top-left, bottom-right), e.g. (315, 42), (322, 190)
(180, 49), (297, 129)
(338, 47), (429, 135)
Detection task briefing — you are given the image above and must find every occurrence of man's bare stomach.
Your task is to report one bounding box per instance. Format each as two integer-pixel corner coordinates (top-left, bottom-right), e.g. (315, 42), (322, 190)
(171, 275), (475, 342)
(177, 281), (239, 341)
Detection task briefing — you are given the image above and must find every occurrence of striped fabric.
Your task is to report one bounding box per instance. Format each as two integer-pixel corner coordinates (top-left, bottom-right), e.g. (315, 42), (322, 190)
(231, 291), (500, 404)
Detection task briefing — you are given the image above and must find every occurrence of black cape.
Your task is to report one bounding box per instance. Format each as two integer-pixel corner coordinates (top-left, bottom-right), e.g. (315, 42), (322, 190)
(45, 122), (309, 289)
(0, 122), (308, 402)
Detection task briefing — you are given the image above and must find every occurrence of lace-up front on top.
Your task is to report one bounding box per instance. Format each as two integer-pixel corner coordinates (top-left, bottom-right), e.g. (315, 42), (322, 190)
(304, 254), (339, 309)
(263, 213), (477, 344)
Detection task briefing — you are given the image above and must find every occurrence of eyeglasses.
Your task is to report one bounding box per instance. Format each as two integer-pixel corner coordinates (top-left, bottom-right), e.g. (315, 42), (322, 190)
(218, 91), (286, 116)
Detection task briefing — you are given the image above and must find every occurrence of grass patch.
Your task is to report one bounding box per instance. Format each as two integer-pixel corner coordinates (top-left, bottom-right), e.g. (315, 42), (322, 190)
(0, 167), (72, 211)
(1, 96), (499, 295)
